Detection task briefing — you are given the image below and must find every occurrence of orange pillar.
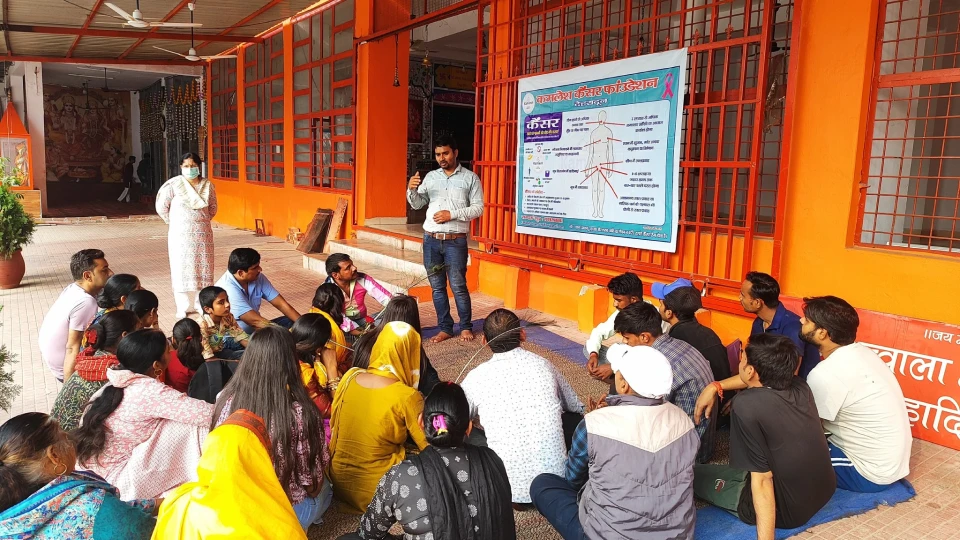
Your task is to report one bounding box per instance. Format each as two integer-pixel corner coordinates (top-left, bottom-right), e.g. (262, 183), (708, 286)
(354, 0), (410, 225)
(503, 266), (531, 310)
(578, 285), (610, 334)
(236, 44), (247, 184)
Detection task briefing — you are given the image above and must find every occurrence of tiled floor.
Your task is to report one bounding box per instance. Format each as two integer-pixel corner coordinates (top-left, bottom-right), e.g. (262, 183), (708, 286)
(2, 220), (957, 539)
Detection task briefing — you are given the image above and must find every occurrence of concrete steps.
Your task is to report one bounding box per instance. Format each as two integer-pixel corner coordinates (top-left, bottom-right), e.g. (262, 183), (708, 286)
(301, 228), (478, 302)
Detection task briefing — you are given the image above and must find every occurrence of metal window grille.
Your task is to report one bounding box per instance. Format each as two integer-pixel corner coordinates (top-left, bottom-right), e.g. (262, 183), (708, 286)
(474, 0), (797, 289)
(209, 59), (239, 180)
(291, 2), (356, 192)
(243, 31), (285, 185)
(857, 0), (960, 254)
(373, 0), (476, 34)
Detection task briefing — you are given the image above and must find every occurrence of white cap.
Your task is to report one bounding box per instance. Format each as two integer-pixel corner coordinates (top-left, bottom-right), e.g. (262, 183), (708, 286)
(606, 343), (673, 399)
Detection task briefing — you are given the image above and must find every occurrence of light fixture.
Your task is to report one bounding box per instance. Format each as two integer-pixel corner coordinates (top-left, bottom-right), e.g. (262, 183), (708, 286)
(393, 34), (400, 87)
(421, 26), (431, 67)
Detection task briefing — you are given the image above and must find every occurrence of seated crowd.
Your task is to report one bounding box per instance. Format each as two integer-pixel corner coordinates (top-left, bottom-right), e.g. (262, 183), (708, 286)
(0, 248), (913, 539)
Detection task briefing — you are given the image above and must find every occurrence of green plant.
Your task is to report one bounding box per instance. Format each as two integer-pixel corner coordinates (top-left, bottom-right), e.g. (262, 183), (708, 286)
(0, 157), (35, 259)
(0, 307), (21, 412)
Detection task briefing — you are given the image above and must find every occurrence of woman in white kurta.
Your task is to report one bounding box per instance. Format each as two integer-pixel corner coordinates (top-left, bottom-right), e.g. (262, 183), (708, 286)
(156, 153), (218, 318)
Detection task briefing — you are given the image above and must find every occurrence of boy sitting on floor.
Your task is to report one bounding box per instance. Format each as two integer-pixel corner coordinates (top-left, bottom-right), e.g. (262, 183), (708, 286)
(694, 333), (835, 537)
(585, 272), (644, 382)
(198, 286), (249, 361)
(325, 253), (394, 329)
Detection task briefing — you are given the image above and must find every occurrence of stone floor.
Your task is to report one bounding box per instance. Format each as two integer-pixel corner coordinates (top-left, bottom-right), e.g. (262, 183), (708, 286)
(2, 220), (958, 539)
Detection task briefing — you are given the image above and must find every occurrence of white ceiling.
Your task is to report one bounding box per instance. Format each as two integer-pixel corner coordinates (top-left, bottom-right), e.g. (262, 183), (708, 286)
(41, 63), (200, 92)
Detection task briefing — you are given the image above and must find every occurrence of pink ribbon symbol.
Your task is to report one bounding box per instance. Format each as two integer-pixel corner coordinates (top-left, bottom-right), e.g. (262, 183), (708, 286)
(661, 72), (675, 99)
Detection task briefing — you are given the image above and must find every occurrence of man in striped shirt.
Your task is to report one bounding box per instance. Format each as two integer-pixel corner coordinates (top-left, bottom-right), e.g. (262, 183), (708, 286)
(407, 135), (484, 342)
(615, 301), (717, 463)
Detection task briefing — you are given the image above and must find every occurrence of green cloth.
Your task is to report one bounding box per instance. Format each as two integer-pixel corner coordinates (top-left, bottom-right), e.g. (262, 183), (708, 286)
(694, 463), (749, 516)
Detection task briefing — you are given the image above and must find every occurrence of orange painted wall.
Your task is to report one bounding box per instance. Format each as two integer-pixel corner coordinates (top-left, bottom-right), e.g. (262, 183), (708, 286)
(779, 0), (960, 326)
(353, 0), (410, 225)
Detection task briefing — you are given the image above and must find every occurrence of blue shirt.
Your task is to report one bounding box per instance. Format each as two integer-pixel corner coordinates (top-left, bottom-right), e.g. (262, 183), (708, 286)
(215, 271), (280, 334)
(750, 303), (821, 379)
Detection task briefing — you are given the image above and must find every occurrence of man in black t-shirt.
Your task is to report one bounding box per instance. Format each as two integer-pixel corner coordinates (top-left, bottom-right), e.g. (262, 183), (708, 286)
(654, 280), (730, 381)
(694, 333), (835, 538)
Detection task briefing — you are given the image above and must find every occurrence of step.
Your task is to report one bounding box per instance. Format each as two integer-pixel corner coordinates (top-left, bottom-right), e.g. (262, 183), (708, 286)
(327, 238), (428, 277)
(356, 228), (423, 253)
(302, 253), (428, 297)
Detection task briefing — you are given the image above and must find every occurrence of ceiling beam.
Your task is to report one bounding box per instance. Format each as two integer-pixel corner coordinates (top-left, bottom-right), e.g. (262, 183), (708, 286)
(194, 0), (285, 51)
(2, 0), (12, 56)
(118, 0), (192, 60)
(66, 0), (106, 58)
(5, 54), (196, 65)
(3, 24), (256, 42)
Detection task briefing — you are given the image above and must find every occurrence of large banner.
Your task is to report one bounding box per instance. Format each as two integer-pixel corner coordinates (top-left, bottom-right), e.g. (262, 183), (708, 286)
(780, 297), (960, 451)
(516, 49), (687, 252)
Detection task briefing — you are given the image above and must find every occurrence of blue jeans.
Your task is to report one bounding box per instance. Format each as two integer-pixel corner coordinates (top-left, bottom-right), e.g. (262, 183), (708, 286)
(531, 473), (587, 540)
(271, 316), (295, 329)
(293, 478), (333, 530)
(214, 337), (245, 360)
(422, 234), (472, 335)
(829, 442), (892, 493)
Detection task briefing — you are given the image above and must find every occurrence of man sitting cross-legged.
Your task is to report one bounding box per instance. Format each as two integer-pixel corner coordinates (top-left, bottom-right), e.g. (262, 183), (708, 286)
(215, 248), (301, 333)
(461, 308), (585, 505)
(324, 253), (393, 330)
(694, 333), (836, 539)
(801, 296), (911, 492)
(614, 301), (716, 462)
(532, 343), (699, 540)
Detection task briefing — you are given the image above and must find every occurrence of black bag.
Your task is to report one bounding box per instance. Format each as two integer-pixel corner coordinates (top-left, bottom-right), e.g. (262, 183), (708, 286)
(187, 360), (239, 404)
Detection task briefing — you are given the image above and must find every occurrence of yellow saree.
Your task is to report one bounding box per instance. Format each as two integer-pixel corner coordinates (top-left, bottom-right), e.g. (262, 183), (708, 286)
(329, 322), (427, 513)
(152, 410), (305, 540)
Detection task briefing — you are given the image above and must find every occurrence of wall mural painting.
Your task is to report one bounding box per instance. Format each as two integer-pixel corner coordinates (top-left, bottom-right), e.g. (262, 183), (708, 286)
(43, 85), (131, 183)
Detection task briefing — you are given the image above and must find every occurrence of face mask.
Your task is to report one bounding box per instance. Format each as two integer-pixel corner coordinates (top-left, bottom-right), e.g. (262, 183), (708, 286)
(182, 166), (200, 179)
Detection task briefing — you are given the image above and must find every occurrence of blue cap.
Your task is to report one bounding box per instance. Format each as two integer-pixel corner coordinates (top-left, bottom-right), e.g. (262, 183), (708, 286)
(651, 278), (694, 300)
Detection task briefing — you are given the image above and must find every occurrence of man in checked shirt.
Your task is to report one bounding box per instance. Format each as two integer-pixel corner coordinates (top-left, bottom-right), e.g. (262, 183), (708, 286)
(407, 135), (484, 342)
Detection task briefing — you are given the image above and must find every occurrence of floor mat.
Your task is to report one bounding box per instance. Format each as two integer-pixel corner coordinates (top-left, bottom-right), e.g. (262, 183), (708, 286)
(309, 336), (608, 539)
(693, 480), (916, 540)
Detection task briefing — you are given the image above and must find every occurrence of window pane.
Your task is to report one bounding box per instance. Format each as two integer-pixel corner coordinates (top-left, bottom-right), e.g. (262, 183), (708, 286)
(312, 14), (322, 61)
(272, 55), (284, 75)
(333, 86), (350, 109)
(272, 101), (283, 119)
(294, 20), (309, 42)
(334, 0), (354, 25)
(271, 78), (283, 97)
(333, 58), (352, 81)
(334, 29), (352, 55)
(323, 65), (331, 110)
(294, 95), (309, 114)
(294, 69), (309, 90)
(294, 45), (309, 67)
(322, 11), (332, 58)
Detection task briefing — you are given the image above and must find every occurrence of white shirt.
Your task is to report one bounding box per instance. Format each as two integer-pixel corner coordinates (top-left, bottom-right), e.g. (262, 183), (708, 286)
(406, 164), (484, 234)
(585, 301), (670, 355)
(38, 283), (99, 380)
(461, 347), (584, 503)
(806, 343), (912, 485)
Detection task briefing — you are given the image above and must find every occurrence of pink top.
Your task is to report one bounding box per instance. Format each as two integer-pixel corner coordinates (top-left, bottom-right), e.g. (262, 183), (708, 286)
(82, 369), (214, 479)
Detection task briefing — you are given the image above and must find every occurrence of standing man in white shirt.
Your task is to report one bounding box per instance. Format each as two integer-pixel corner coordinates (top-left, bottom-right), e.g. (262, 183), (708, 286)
(38, 249), (113, 382)
(800, 295), (912, 492)
(407, 135), (484, 343)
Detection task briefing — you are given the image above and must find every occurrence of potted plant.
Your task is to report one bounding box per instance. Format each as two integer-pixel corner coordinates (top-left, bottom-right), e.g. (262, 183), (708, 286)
(0, 157), (36, 289)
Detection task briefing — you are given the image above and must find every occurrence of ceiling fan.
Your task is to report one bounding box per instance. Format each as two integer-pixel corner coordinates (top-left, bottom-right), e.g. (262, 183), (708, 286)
(153, 4), (237, 62)
(104, 0), (202, 28)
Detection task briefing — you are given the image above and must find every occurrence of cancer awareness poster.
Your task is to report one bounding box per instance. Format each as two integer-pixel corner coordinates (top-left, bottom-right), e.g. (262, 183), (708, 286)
(516, 49), (686, 252)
